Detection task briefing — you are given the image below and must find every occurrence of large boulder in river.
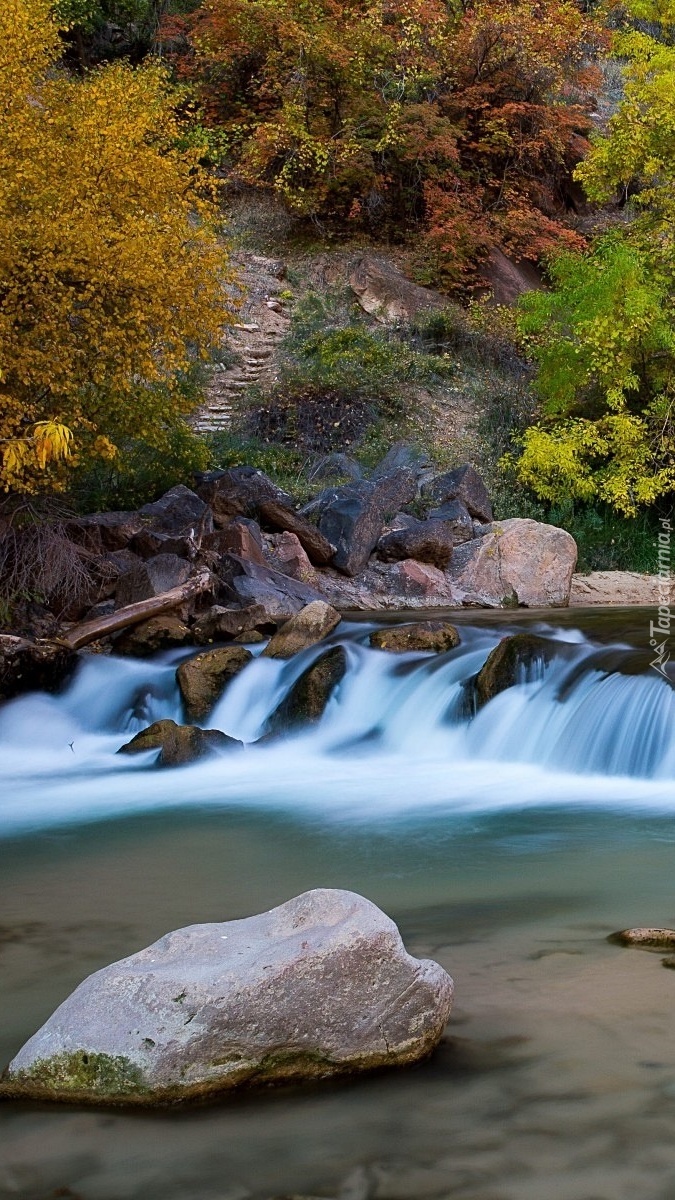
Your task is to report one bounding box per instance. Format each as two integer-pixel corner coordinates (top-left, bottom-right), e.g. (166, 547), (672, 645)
(473, 633), (558, 707)
(376, 518), (456, 570)
(177, 647), (252, 722)
(266, 646), (348, 734)
(262, 601), (341, 659)
(369, 621), (460, 654)
(118, 719), (241, 767)
(0, 889), (454, 1105)
(318, 470), (417, 576)
(449, 519), (577, 608)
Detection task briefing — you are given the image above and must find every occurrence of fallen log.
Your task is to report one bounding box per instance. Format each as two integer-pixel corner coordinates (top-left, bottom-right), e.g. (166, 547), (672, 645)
(58, 568), (213, 651)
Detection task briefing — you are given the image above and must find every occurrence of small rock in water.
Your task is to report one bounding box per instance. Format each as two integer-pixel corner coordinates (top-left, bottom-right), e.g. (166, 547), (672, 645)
(265, 646), (348, 733)
(608, 928), (675, 949)
(369, 621), (460, 654)
(118, 719), (241, 767)
(0, 889), (454, 1106)
(262, 601), (341, 659)
(177, 646), (252, 722)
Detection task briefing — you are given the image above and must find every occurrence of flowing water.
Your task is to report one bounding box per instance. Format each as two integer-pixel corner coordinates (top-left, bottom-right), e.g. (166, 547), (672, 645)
(1, 608), (675, 1200)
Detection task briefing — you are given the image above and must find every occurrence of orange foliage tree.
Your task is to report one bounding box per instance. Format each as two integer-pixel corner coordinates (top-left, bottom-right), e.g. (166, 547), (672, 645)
(165, 0), (603, 286)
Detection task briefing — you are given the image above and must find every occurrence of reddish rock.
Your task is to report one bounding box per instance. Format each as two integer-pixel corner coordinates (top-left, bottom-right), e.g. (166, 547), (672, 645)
(449, 518), (577, 607)
(217, 518), (266, 565)
(389, 559), (454, 601)
(268, 532), (318, 584)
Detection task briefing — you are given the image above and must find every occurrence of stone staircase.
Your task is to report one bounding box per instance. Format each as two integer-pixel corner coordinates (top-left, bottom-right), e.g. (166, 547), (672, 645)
(193, 254), (291, 434)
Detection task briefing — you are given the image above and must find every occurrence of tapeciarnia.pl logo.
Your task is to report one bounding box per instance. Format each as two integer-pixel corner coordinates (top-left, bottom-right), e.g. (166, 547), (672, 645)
(650, 517), (673, 681)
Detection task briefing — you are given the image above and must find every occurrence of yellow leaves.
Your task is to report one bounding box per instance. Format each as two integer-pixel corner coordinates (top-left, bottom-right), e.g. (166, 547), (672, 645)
(33, 421), (73, 468)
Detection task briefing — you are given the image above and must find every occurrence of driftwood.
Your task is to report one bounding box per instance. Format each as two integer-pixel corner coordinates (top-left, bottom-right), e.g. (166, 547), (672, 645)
(58, 568), (213, 651)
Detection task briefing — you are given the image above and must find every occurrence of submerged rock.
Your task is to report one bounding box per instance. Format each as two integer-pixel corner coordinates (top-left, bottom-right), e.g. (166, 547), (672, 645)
(369, 621), (460, 654)
(473, 633), (557, 708)
(262, 601), (341, 660)
(177, 647), (252, 722)
(266, 646), (348, 733)
(0, 889), (454, 1106)
(118, 719), (241, 767)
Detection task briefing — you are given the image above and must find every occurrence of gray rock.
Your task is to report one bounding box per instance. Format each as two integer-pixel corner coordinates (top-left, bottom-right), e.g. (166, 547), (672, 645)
(65, 511), (145, 553)
(310, 453), (363, 483)
(0, 890), (453, 1105)
(422, 464), (493, 524)
(376, 518), (455, 570)
(196, 466), (294, 527)
(318, 470), (417, 577)
(132, 485), (214, 558)
(349, 256), (445, 323)
(177, 646), (253, 722)
(371, 442), (431, 480)
(219, 555), (326, 618)
(118, 719), (241, 767)
(262, 601), (341, 659)
(426, 499), (474, 544)
(114, 554), (192, 609)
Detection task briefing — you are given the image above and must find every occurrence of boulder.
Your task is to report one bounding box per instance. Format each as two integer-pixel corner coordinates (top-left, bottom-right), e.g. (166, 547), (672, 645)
(376, 518), (455, 570)
(449, 519), (577, 608)
(369, 621), (460, 654)
(257, 499), (335, 566)
(193, 604), (268, 643)
(0, 635), (77, 703)
(114, 616), (193, 658)
(215, 517), (266, 566)
(426, 499), (474, 544)
(177, 647), (252, 722)
(608, 929), (675, 949)
(310, 453), (363, 483)
(118, 719), (241, 767)
(318, 470), (417, 576)
(65, 511), (145, 553)
(267, 532), (318, 585)
(473, 633), (558, 707)
(349, 256), (445, 323)
(388, 559), (453, 601)
(195, 466), (294, 527)
(131, 486), (213, 558)
(371, 442), (432, 480)
(422, 464), (493, 524)
(262, 601), (341, 660)
(266, 647), (348, 733)
(220, 555), (325, 617)
(114, 554), (192, 609)
(0, 889), (454, 1106)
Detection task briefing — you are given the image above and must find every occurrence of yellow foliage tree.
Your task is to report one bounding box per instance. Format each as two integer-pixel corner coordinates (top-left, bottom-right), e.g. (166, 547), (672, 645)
(0, 0), (232, 494)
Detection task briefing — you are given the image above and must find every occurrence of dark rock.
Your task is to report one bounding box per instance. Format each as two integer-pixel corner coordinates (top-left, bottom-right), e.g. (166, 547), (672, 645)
(131, 485), (213, 558)
(177, 646), (252, 722)
(369, 621), (460, 654)
(0, 635), (78, 703)
(114, 554), (192, 609)
(258, 499), (335, 566)
(103, 548), (144, 577)
(0, 889), (453, 1105)
(376, 518), (455, 570)
(193, 605), (266, 643)
(215, 517), (266, 565)
(262, 601), (341, 659)
(310, 453), (363, 483)
(114, 616), (193, 657)
(473, 633), (558, 707)
(118, 718), (241, 767)
(219, 555), (325, 616)
(266, 647), (348, 734)
(318, 469), (417, 576)
(422, 464), (493, 524)
(196, 466), (294, 527)
(66, 511), (145, 553)
(426, 499), (474, 543)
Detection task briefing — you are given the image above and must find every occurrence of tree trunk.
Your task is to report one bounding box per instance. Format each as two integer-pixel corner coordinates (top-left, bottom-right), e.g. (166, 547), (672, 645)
(59, 568), (213, 651)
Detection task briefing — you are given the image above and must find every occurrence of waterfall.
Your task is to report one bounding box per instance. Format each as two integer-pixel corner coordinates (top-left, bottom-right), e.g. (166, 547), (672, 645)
(0, 620), (673, 835)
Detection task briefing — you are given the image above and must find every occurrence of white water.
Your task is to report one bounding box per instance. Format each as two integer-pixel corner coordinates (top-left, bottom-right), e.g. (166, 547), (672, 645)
(0, 620), (673, 837)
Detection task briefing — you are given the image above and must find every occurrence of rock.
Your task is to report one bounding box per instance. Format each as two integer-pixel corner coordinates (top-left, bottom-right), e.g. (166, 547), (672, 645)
(388, 560), (452, 601)
(131, 485), (214, 558)
(426, 499), (474, 544)
(318, 470), (417, 576)
(216, 517), (266, 566)
(114, 554), (192, 609)
(376, 519), (455, 570)
(196, 466), (294, 527)
(193, 604), (274, 643)
(266, 647), (348, 733)
(0, 636), (77, 703)
(177, 647), (252, 722)
(369, 621), (460, 653)
(371, 442), (431, 480)
(220, 555), (325, 617)
(608, 929), (675, 949)
(118, 719), (241, 767)
(115, 616), (193, 657)
(449, 519), (577, 607)
(349, 256), (445, 323)
(478, 247), (543, 306)
(257, 499), (335, 566)
(473, 633), (558, 707)
(422, 464), (493, 524)
(262, 601), (341, 660)
(0, 889), (454, 1106)
(310, 453), (363, 483)
(65, 511), (145, 553)
(267, 532), (319, 585)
